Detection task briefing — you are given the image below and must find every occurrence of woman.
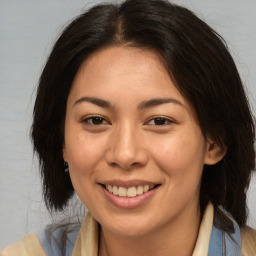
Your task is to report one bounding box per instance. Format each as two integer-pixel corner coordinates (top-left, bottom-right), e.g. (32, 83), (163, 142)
(2, 0), (256, 255)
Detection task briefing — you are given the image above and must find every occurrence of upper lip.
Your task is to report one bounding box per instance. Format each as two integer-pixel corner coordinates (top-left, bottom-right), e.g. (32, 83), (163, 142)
(98, 179), (160, 188)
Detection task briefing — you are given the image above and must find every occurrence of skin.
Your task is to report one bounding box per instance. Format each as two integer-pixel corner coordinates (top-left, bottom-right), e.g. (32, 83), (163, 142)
(63, 46), (224, 256)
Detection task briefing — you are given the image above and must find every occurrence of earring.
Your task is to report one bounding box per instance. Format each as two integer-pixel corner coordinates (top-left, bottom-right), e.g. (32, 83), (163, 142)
(64, 161), (69, 172)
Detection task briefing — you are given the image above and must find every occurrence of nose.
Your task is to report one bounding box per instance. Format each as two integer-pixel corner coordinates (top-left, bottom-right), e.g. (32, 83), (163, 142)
(105, 123), (148, 170)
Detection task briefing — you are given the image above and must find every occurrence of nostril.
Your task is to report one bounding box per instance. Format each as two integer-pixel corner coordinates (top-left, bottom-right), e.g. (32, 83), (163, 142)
(109, 161), (142, 170)
(109, 162), (119, 168)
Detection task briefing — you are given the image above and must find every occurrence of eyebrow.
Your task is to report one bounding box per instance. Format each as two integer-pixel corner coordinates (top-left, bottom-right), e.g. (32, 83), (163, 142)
(73, 96), (113, 108)
(73, 96), (183, 109)
(138, 98), (184, 109)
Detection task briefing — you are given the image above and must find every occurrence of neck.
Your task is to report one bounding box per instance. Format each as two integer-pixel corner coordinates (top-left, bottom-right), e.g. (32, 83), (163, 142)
(99, 204), (201, 256)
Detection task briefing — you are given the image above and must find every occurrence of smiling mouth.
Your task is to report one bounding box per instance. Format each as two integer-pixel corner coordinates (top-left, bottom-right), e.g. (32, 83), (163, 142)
(101, 184), (160, 198)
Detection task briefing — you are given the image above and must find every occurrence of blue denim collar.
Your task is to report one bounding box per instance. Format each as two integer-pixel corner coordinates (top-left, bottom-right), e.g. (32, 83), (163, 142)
(38, 208), (242, 256)
(208, 212), (241, 256)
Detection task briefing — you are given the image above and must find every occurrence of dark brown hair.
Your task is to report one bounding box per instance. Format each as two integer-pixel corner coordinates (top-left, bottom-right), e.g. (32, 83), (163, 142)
(31, 0), (255, 228)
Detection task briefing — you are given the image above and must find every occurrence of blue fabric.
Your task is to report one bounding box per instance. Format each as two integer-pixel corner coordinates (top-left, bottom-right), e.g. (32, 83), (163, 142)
(208, 211), (241, 256)
(38, 208), (242, 256)
(37, 224), (80, 256)
(208, 224), (223, 255)
(225, 220), (241, 256)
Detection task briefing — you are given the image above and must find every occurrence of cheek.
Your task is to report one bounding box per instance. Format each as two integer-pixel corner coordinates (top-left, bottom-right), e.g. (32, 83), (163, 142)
(149, 132), (206, 178)
(65, 133), (103, 203)
(65, 131), (105, 170)
(150, 133), (206, 209)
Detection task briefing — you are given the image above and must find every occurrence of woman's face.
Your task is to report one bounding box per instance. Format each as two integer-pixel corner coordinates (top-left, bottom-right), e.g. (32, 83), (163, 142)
(63, 46), (221, 237)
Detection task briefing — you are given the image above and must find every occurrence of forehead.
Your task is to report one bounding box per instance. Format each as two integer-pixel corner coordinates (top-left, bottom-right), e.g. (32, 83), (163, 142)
(69, 46), (184, 103)
(76, 46), (168, 82)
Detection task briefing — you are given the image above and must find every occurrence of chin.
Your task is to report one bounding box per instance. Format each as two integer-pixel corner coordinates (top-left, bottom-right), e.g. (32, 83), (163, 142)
(110, 225), (151, 238)
(101, 216), (156, 238)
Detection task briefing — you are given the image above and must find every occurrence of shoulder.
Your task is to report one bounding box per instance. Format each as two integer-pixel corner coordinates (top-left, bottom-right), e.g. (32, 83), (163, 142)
(241, 226), (256, 255)
(1, 233), (45, 256)
(37, 223), (80, 256)
(1, 223), (81, 256)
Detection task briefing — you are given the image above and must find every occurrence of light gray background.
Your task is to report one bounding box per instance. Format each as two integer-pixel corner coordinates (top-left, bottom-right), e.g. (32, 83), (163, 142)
(0, 0), (256, 248)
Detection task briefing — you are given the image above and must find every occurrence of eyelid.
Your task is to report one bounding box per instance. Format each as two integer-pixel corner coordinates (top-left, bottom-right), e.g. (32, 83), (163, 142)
(81, 115), (111, 125)
(80, 115), (174, 126)
(145, 116), (175, 125)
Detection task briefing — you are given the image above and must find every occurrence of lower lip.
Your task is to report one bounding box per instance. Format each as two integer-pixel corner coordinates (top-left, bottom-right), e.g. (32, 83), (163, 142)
(101, 185), (158, 209)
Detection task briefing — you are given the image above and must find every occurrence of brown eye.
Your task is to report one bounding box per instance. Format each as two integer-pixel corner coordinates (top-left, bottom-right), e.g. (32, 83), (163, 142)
(90, 117), (104, 125)
(147, 117), (172, 126)
(153, 118), (167, 125)
(82, 116), (108, 125)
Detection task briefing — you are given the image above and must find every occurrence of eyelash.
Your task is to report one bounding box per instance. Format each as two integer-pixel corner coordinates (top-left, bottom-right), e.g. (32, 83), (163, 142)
(81, 115), (174, 126)
(145, 117), (174, 126)
(81, 116), (110, 126)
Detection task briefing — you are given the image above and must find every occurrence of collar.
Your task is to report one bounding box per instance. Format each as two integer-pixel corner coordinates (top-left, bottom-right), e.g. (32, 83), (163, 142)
(208, 207), (241, 256)
(72, 202), (241, 256)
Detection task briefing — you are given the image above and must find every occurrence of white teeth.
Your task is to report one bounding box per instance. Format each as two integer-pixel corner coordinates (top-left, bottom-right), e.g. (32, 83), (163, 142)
(105, 184), (156, 197)
(113, 186), (118, 195)
(118, 187), (127, 197)
(107, 185), (113, 193)
(127, 187), (137, 197)
(143, 185), (149, 193)
(136, 186), (144, 195)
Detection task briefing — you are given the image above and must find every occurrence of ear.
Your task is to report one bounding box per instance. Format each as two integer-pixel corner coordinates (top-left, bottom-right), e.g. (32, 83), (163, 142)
(204, 139), (226, 165)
